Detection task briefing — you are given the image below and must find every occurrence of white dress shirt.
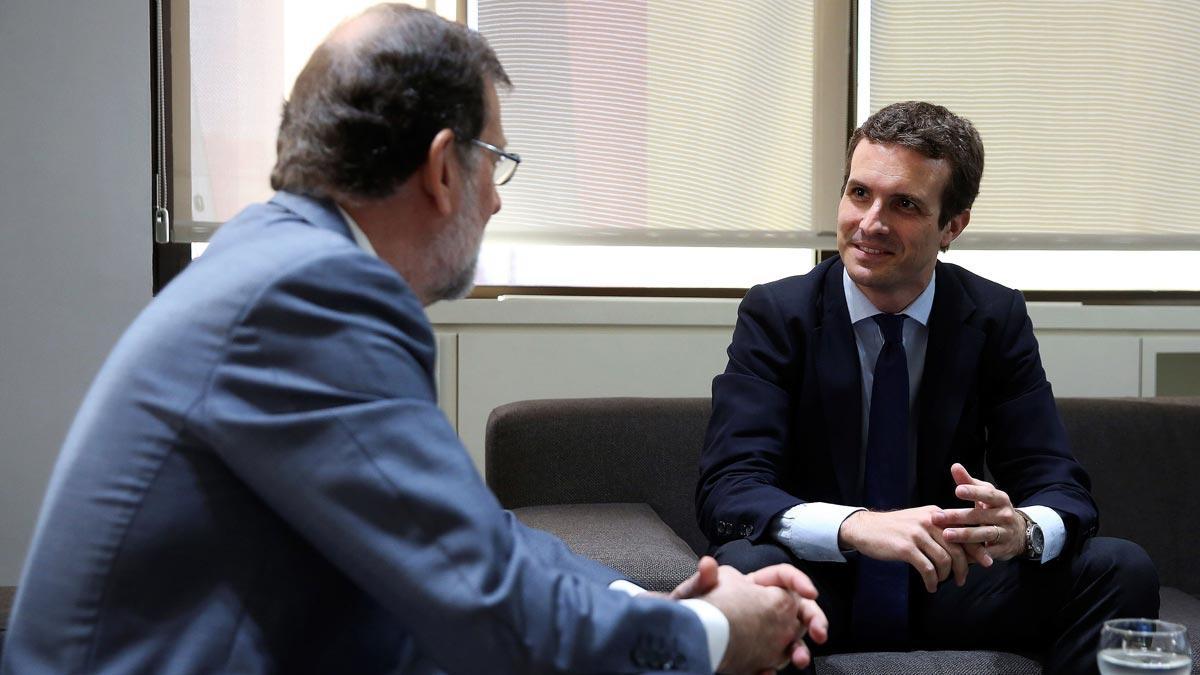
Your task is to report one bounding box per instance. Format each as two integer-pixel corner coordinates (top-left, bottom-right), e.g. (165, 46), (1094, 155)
(772, 268), (1065, 565)
(337, 207), (730, 670)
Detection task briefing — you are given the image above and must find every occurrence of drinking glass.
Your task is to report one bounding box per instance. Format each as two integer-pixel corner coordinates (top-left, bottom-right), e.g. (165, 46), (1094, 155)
(1097, 619), (1191, 675)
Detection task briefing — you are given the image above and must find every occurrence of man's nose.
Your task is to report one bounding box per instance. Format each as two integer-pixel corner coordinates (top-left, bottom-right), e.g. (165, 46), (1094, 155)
(861, 201), (886, 234)
(491, 185), (502, 215)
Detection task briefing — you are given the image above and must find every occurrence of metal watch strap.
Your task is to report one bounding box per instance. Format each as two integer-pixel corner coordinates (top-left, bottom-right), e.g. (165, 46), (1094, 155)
(1019, 510), (1041, 560)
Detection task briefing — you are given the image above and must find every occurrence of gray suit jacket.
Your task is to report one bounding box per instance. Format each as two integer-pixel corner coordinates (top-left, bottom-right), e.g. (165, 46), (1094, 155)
(2, 192), (709, 674)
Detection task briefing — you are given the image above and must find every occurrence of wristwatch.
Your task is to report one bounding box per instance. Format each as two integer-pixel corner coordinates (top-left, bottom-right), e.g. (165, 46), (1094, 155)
(1020, 510), (1044, 560)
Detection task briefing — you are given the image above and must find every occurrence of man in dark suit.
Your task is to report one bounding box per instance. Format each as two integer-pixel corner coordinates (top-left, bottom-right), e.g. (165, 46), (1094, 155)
(696, 101), (1158, 673)
(2, 5), (827, 674)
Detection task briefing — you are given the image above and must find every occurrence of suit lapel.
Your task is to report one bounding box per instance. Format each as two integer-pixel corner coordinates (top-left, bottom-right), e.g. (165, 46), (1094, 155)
(813, 261), (865, 504)
(915, 263), (984, 501)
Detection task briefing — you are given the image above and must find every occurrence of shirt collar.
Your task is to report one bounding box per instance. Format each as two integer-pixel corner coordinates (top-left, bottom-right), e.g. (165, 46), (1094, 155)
(842, 265), (936, 327)
(336, 204), (378, 259)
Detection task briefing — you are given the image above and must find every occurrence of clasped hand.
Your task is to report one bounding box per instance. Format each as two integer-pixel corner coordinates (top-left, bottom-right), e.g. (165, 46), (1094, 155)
(669, 557), (828, 675)
(932, 463), (1027, 562)
(838, 463), (1024, 592)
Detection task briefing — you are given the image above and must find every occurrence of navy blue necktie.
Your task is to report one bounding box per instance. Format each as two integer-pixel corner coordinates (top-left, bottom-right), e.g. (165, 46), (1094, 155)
(851, 313), (911, 647)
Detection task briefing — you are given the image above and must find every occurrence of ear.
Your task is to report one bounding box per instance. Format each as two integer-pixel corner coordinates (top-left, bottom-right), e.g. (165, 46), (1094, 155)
(941, 209), (970, 248)
(420, 128), (459, 217)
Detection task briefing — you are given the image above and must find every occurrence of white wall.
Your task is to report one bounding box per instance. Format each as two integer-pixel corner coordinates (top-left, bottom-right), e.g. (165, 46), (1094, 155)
(0, 0), (152, 585)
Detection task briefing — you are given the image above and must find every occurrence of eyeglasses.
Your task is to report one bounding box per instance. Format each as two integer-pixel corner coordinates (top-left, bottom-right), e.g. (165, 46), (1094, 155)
(471, 139), (521, 186)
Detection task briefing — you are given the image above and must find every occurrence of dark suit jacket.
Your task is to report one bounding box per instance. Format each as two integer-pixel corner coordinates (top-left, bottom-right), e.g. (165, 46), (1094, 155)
(3, 193), (709, 675)
(696, 257), (1098, 554)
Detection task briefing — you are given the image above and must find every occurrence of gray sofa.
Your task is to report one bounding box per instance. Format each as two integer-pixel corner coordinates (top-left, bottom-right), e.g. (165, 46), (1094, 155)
(0, 586), (10, 662)
(487, 396), (1200, 674)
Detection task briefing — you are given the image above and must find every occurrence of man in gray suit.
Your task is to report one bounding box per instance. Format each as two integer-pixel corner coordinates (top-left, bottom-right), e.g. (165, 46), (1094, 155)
(1, 4), (827, 674)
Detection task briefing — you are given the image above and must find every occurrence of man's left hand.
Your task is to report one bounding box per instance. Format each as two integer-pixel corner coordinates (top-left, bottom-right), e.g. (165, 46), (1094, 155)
(932, 463), (1026, 562)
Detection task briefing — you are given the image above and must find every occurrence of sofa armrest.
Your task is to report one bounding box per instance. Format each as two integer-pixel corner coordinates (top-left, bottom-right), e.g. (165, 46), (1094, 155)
(488, 398), (712, 554)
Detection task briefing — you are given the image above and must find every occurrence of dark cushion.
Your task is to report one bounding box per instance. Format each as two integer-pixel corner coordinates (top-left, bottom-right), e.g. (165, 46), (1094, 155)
(814, 649), (1040, 674)
(513, 503), (699, 592)
(0, 585), (12, 662)
(1160, 586), (1200, 673)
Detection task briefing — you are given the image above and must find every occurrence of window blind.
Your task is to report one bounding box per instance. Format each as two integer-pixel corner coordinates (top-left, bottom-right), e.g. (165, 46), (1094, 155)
(476, 0), (843, 247)
(869, 0), (1200, 249)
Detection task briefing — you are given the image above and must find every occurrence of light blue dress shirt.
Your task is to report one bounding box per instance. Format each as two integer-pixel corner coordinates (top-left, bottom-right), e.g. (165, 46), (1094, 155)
(772, 269), (1065, 564)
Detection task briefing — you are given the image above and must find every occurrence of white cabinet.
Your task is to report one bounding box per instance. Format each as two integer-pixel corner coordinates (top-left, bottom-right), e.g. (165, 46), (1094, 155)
(1036, 335), (1141, 397)
(453, 328), (732, 469)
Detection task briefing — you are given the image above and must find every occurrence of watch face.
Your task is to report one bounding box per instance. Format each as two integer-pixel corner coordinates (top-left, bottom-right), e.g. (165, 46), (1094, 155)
(1030, 524), (1044, 555)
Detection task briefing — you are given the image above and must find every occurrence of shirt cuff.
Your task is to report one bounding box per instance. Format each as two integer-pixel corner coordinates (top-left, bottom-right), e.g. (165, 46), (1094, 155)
(608, 579), (645, 597)
(773, 502), (866, 562)
(607, 580), (728, 672)
(679, 599), (729, 672)
(1018, 505), (1066, 563)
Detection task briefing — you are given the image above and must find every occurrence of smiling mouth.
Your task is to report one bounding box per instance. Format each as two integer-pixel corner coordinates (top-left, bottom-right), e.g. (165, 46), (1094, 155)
(855, 243), (891, 255)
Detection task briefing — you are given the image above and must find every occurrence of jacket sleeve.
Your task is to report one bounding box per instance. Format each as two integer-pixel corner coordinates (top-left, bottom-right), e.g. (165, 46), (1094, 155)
(194, 250), (710, 674)
(983, 290), (1099, 552)
(697, 283), (809, 547)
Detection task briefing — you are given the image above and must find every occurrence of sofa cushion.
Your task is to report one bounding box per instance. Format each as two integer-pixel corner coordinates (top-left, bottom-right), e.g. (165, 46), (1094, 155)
(1160, 586), (1200, 673)
(810, 587), (1197, 675)
(513, 503), (699, 592)
(0, 585), (12, 662)
(815, 649), (1040, 674)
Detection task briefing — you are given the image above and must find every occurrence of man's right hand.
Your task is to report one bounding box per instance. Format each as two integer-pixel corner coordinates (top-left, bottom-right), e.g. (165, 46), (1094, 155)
(673, 558), (828, 673)
(700, 565), (807, 675)
(838, 506), (976, 592)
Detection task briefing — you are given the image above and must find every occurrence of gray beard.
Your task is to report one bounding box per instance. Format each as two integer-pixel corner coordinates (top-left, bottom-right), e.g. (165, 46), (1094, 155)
(430, 254), (477, 301)
(425, 172), (484, 303)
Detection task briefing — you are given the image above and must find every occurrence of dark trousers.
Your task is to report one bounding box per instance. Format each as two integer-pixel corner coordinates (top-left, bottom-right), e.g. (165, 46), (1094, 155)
(714, 536), (1159, 675)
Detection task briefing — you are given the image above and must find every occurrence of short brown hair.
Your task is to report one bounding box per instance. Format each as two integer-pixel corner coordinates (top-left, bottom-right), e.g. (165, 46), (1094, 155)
(270, 4), (509, 202)
(845, 101), (984, 228)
